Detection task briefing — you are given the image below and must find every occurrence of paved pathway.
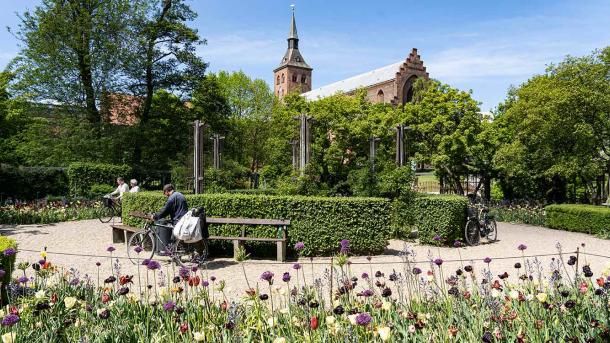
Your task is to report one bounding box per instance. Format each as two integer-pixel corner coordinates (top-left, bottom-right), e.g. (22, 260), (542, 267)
(2, 220), (610, 299)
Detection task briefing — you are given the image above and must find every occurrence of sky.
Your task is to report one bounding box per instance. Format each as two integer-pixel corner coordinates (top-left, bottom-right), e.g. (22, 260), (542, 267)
(1, 0), (609, 111)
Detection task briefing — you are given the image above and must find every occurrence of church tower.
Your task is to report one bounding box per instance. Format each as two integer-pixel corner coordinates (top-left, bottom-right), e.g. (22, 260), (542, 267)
(274, 7), (312, 98)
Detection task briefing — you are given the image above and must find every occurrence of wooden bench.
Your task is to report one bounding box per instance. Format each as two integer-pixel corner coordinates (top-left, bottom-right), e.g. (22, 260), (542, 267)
(110, 212), (290, 262)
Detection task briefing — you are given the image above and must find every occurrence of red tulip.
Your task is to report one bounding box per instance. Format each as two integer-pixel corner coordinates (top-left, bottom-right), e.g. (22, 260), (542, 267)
(188, 276), (200, 287)
(102, 293), (111, 303)
(310, 316), (319, 330)
(180, 322), (189, 333)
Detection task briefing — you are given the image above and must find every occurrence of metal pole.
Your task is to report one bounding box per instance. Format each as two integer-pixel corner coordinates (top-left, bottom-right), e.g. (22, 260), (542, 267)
(193, 120), (205, 194)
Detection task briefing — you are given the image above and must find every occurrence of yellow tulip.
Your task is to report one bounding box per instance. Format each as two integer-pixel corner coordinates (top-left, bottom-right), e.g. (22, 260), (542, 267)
(2, 332), (15, 343)
(193, 332), (205, 342)
(64, 297), (77, 309)
(536, 293), (548, 303)
(378, 326), (392, 341)
(273, 338), (287, 343)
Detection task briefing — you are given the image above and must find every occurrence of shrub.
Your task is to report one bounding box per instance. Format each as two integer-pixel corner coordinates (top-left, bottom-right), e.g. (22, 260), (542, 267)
(0, 164), (68, 200)
(393, 194), (468, 244)
(489, 204), (546, 226)
(122, 192), (391, 256)
(545, 204), (610, 237)
(0, 237), (17, 303)
(0, 200), (101, 225)
(67, 162), (132, 197)
(89, 184), (115, 197)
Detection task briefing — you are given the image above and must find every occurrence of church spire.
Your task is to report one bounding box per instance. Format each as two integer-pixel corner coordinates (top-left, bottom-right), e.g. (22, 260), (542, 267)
(288, 5), (298, 40)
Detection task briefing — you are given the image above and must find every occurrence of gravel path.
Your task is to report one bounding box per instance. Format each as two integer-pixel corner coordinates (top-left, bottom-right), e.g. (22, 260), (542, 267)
(2, 219), (610, 299)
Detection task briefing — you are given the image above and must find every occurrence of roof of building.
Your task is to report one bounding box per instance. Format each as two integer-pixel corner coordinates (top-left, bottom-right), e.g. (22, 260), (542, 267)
(274, 9), (312, 72)
(302, 61), (403, 100)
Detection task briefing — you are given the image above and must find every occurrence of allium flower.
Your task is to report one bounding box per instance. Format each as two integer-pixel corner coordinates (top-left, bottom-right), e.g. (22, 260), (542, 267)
(412, 267), (422, 275)
(201, 280), (209, 287)
(434, 258), (443, 266)
(17, 276), (28, 284)
(339, 239), (350, 254)
(179, 267), (190, 279)
(381, 287), (392, 297)
(172, 276), (181, 284)
(282, 272), (291, 283)
(292, 263), (301, 270)
(294, 242), (305, 251)
(1, 314), (19, 326)
(355, 312), (372, 326)
(163, 301), (175, 312)
(106, 246), (116, 253)
(95, 262), (101, 267)
(210, 276), (216, 282)
(483, 257), (492, 264)
(134, 246), (143, 254)
(433, 234), (441, 242)
(360, 289), (374, 297)
(517, 244), (527, 251)
(3, 248), (16, 256)
(261, 271), (274, 283)
(146, 260), (160, 271)
(259, 294), (269, 301)
(514, 262), (522, 269)
(361, 272), (369, 279)
(453, 240), (462, 248)
(141, 259), (150, 266)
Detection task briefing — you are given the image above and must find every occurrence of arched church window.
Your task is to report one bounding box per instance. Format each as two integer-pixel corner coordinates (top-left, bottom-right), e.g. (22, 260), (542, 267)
(281, 74), (285, 83)
(276, 75), (280, 85)
(292, 74), (297, 82)
(402, 76), (417, 104)
(377, 89), (384, 103)
(301, 75), (307, 84)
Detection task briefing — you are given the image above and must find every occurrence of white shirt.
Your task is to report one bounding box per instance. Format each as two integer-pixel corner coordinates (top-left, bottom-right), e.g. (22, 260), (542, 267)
(129, 186), (140, 193)
(110, 183), (129, 198)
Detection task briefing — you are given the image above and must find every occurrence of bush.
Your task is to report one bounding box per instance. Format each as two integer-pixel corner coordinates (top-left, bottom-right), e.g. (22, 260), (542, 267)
(122, 192), (391, 256)
(489, 204), (546, 226)
(545, 204), (610, 237)
(0, 237), (17, 303)
(393, 194), (468, 244)
(67, 162), (132, 197)
(0, 164), (68, 200)
(89, 184), (115, 197)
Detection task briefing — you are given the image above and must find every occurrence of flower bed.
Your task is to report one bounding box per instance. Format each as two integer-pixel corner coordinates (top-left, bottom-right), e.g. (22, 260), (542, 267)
(0, 201), (101, 225)
(489, 204), (547, 226)
(0, 243), (608, 341)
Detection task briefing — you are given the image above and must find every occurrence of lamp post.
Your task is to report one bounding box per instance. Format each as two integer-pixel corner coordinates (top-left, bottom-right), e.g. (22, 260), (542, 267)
(193, 120), (207, 194)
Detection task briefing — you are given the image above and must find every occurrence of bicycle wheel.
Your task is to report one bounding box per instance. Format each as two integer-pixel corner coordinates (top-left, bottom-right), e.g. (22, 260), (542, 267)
(464, 220), (480, 246)
(484, 219), (498, 242)
(97, 205), (114, 223)
(127, 231), (155, 264)
(174, 240), (209, 268)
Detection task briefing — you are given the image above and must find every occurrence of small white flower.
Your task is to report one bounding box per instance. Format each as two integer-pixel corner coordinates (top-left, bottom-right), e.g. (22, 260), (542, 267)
(193, 332), (205, 342)
(34, 290), (45, 300)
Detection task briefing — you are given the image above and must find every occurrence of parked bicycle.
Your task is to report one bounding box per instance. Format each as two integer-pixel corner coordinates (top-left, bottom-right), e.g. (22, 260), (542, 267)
(126, 213), (208, 268)
(464, 198), (497, 246)
(98, 196), (121, 223)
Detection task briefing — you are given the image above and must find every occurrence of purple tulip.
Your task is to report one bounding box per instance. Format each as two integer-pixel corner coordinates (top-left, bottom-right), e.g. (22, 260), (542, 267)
(294, 242), (305, 251)
(360, 289), (374, 297)
(3, 248), (16, 256)
(282, 272), (291, 283)
(179, 267), (190, 279)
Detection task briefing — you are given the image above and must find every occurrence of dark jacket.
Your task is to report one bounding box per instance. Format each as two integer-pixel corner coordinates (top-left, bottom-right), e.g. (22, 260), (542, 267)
(153, 191), (188, 224)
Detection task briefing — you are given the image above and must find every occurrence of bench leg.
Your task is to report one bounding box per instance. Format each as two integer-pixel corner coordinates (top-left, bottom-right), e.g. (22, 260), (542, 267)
(233, 240), (244, 261)
(112, 228), (125, 244)
(276, 240), (286, 262)
(125, 231), (135, 247)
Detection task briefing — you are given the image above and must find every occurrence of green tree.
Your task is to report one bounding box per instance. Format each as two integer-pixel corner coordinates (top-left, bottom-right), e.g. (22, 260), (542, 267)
(10, 0), (133, 123)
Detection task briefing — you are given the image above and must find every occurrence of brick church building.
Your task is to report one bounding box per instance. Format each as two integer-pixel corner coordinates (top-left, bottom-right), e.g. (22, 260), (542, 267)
(274, 10), (429, 105)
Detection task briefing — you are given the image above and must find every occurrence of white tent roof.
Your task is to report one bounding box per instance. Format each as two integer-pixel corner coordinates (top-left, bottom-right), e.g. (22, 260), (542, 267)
(303, 61), (403, 101)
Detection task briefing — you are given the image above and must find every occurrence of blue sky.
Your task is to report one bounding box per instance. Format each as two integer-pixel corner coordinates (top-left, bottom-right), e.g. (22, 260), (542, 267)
(1, 1), (609, 111)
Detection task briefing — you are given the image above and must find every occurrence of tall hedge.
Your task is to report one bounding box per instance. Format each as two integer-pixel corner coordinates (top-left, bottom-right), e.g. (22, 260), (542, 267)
(0, 237), (17, 305)
(122, 192), (392, 256)
(0, 164), (68, 200)
(546, 204), (610, 236)
(67, 162), (132, 197)
(392, 194), (468, 245)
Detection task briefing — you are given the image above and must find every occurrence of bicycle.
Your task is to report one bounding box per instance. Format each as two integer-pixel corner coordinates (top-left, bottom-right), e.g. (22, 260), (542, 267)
(98, 196), (121, 223)
(126, 213), (209, 268)
(464, 203), (497, 246)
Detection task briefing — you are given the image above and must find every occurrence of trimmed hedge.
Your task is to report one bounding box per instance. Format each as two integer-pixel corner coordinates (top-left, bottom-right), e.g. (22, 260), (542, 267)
(0, 164), (68, 200)
(545, 204), (610, 236)
(0, 237), (17, 304)
(392, 194), (468, 245)
(67, 162), (132, 197)
(122, 192), (392, 256)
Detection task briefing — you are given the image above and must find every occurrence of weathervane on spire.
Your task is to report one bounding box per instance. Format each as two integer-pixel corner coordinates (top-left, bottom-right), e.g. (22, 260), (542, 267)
(290, 4), (295, 12)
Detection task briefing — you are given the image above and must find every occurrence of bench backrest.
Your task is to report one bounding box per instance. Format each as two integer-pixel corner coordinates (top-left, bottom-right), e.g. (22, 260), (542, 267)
(128, 211), (290, 226)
